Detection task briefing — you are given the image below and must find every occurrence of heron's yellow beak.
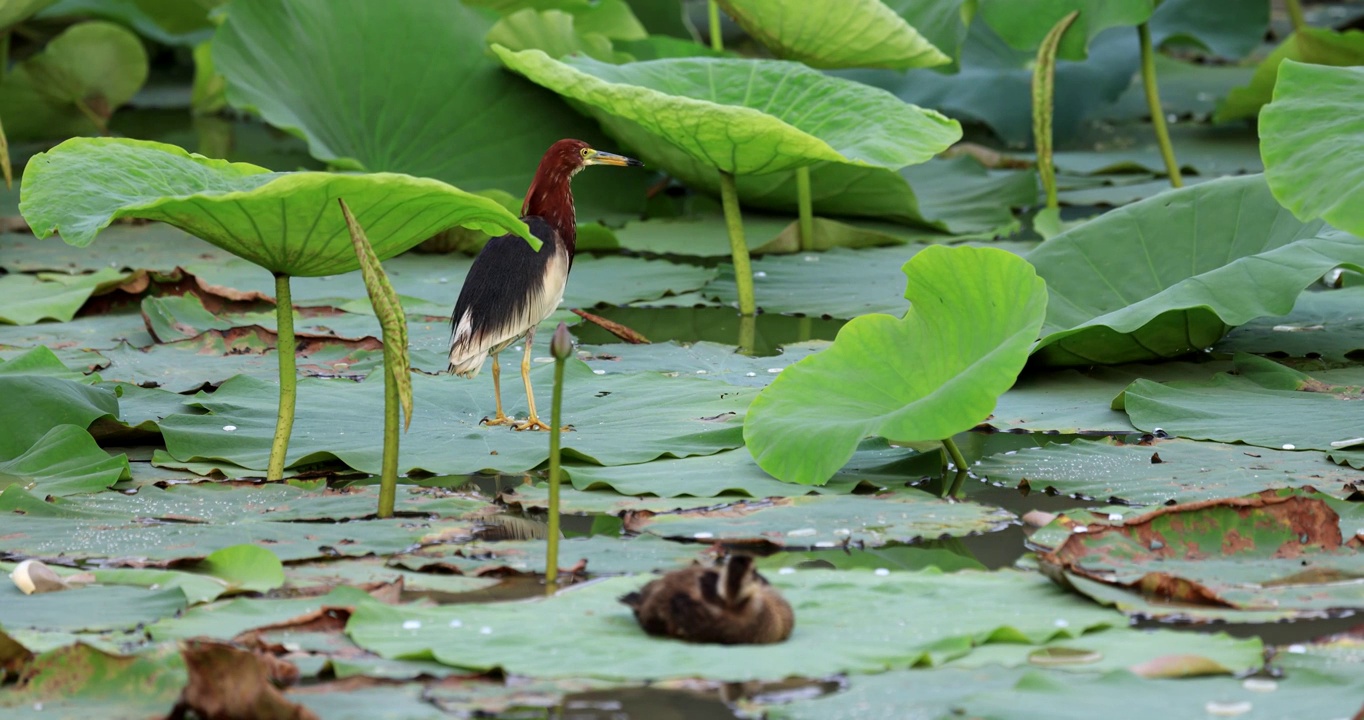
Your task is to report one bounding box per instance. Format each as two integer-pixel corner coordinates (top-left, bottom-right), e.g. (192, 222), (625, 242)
(584, 149), (643, 167)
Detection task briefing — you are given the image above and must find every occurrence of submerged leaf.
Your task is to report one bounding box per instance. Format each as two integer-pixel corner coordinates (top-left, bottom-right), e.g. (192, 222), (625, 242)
(19, 137), (533, 277)
(745, 246), (1047, 485)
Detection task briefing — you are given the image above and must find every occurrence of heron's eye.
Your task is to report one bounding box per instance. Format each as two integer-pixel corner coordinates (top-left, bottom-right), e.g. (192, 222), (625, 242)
(580, 148), (590, 157)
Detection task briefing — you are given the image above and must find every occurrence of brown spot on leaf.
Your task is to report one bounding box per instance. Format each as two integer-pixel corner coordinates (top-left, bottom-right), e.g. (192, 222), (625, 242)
(170, 640), (317, 720)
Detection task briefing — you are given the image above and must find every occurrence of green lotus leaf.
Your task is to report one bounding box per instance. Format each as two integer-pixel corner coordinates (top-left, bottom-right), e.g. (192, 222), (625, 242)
(1260, 61), (1364, 237)
(744, 246), (1048, 485)
(1029, 174), (1364, 366)
(18, 137), (532, 277)
(212, 0), (648, 220)
(715, 0), (949, 70)
(39, 0), (224, 45)
(346, 569), (1120, 681)
(1215, 27), (1364, 123)
(0, 20), (148, 141)
(1147, 0), (1268, 59)
(977, 0), (1154, 60)
(492, 46), (962, 177)
(0, 424), (131, 497)
(0, 0), (57, 29)
(486, 9), (621, 62)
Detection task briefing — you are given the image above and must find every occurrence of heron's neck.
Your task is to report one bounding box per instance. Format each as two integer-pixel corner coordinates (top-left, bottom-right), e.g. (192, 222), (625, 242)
(523, 168), (577, 255)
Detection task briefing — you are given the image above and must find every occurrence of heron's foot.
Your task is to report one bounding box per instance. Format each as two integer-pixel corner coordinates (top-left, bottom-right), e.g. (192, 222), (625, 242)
(481, 413), (515, 427)
(512, 417), (574, 432)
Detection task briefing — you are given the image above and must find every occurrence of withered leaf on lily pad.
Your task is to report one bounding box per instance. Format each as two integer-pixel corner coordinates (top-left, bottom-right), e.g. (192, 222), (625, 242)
(1039, 490), (1364, 620)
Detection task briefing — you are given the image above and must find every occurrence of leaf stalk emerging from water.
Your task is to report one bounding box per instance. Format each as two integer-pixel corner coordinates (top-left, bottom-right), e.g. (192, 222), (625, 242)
(1138, 22), (1183, 188)
(796, 166), (815, 251)
(267, 273), (297, 481)
(1032, 10), (1078, 210)
(719, 170), (756, 315)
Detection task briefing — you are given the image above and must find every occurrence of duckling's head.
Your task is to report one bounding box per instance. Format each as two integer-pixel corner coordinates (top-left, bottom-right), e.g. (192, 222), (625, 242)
(716, 554), (763, 607)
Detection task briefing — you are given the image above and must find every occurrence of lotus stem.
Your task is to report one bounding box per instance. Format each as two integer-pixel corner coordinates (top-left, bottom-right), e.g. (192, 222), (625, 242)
(0, 112), (11, 191)
(796, 166), (815, 251)
(718, 170), (756, 316)
(942, 436), (970, 498)
(1138, 22), (1183, 188)
(1, 31), (9, 82)
(1285, 0), (1306, 32)
(738, 313), (756, 357)
(267, 272), (297, 481)
(708, 0), (723, 52)
(1031, 11), (1078, 211)
(545, 323), (572, 590)
(379, 353), (399, 518)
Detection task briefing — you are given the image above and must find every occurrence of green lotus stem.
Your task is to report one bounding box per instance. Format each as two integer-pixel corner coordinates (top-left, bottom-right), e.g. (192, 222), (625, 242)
(379, 353), (399, 518)
(545, 326), (570, 589)
(942, 436), (969, 479)
(796, 166), (814, 251)
(708, 0), (723, 52)
(1138, 22), (1183, 188)
(1, 31), (9, 82)
(718, 170), (756, 316)
(1031, 11), (1077, 210)
(0, 113), (11, 191)
(267, 272), (297, 481)
(1285, 0), (1306, 32)
(738, 313), (756, 357)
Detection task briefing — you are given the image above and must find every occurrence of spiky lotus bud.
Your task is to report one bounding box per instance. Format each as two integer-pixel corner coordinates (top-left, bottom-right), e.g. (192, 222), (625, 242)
(550, 322), (573, 360)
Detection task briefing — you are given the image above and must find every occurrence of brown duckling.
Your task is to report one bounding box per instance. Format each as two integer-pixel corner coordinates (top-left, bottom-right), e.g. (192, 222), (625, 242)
(619, 554), (794, 645)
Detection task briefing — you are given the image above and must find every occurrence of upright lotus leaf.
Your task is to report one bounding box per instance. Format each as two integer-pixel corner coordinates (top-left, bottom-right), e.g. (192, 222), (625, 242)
(211, 0), (647, 220)
(37, 0), (225, 45)
(0, 21), (148, 141)
(977, 0), (1155, 60)
(19, 137), (534, 276)
(1260, 61), (1364, 237)
(0, 0), (58, 28)
(494, 47), (961, 177)
(1215, 27), (1364, 123)
(744, 246), (1047, 485)
(713, 0), (949, 70)
(486, 9), (620, 62)
(1028, 175), (1364, 366)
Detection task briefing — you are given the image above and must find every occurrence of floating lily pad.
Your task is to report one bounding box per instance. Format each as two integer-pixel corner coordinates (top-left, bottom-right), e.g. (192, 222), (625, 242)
(1039, 491), (1364, 619)
(0, 374), (117, 458)
(951, 626), (1263, 677)
(1215, 286), (1364, 361)
(158, 362), (754, 476)
(1029, 175), (1364, 365)
(394, 536), (708, 577)
(0, 267), (135, 325)
(150, 586), (374, 642)
(578, 340), (826, 387)
(0, 222), (230, 274)
(977, 437), (1361, 505)
(283, 559), (499, 597)
(1121, 362), (1364, 453)
(0, 424), (131, 497)
(714, 0), (948, 70)
(637, 491), (1014, 548)
(0, 643), (186, 717)
(0, 307), (153, 350)
(19, 137), (531, 277)
(1260, 61), (1364, 238)
(745, 246), (1047, 485)
(562, 440), (930, 497)
(346, 569), (1119, 681)
(1, 583), (187, 633)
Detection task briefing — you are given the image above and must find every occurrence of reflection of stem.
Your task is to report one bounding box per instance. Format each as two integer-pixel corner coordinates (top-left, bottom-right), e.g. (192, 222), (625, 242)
(545, 354), (566, 590)
(378, 351), (398, 518)
(941, 436), (969, 498)
(267, 273), (297, 482)
(1138, 22), (1183, 188)
(796, 166), (814, 251)
(1285, 0), (1306, 32)
(797, 315), (811, 343)
(708, 0), (723, 52)
(738, 313), (756, 356)
(718, 170), (756, 315)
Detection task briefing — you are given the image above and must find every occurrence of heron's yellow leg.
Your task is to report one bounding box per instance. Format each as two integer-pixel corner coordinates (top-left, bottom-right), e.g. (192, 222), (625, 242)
(481, 352), (515, 426)
(513, 329), (553, 432)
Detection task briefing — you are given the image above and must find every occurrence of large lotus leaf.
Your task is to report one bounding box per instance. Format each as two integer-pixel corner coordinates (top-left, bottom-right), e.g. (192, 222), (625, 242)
(714, 0), (948, 70)
(158, 362), (753, 476)
(1121, 371), (1364, 454)
(148, 586), (373, 641)
(0, 222), (232, 275)
(882, 0), (973, 69)
(1261, 61), (1364, 237)
(745, 246), (1047, 485)
(0, 21), (148, 141)
(0, 644), (187, 718)
(493, 46), (962, 177)
(0, 484), (464, 563)
(0, 375), (117, 458)
(1027, 175), (1364, 366)
(579, 340), (827, 388)
(40, 0), (223, 45)
(977, 0), (1152, 60)
(1040, 492), (1364, 617)
(212, 0), (647, 220)
(977, 437), (1361, 505)
(1216, 28), (1364, 123)
(283, 558), (499, 596)
(0, 267), (134, 325)
(1215, 286), (1364, 362)
(1, 583), (187, 633)
(948, 627), (1263, 677)
(0, 424), (131, 497)
(394, 535), (710, 577)
(988, 361), (1230, 434)
(563, 439), (928, 497)
(346, 569), (1119, 681)
(1146, 0), (1267, 59)
(637, 491), (1014, 547)
(19, 138), (532, 277)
